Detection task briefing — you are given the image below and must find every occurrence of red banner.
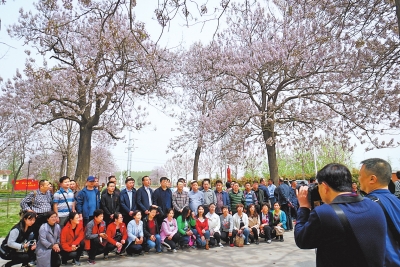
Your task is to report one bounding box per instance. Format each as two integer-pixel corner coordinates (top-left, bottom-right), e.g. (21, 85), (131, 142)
(227, 166), (231, 182)
(12, 179), (39, 191)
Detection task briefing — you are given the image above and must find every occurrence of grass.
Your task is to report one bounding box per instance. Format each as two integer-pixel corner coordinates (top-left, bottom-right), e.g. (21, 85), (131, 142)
(0, 201), (22, 237)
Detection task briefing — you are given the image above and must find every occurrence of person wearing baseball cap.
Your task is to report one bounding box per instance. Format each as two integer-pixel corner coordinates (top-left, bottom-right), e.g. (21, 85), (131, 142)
(76, 176), (101, 226)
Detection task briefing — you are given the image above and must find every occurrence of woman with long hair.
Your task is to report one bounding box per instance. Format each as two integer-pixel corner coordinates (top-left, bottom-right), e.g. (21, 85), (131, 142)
(0, 211), (37, 267)
(195, 205), (210, 250)
(247, 204), (260, 244)
(176, 206), (197, 249)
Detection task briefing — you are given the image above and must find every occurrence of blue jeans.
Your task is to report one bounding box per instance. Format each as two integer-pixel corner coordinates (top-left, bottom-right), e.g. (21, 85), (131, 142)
(146, 234), (161, 252)
(179, 229), (198, 246)
(196, 230), (210, 247)
(242, 228), (250, 244)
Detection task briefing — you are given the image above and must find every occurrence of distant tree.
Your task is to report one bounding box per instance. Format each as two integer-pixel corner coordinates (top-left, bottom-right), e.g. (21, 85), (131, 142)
(5, 0), (173, 182)
(181, 1), (400, 183)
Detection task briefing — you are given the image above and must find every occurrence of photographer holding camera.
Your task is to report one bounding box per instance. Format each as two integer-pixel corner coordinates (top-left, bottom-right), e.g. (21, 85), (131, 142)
(294, 163), (387, 267)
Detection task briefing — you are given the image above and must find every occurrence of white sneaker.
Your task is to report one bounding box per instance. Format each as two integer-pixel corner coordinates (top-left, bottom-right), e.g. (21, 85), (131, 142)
(246, 242), (251, 245)
(172, 249), (177, 253)
(267, 240), (272, 244)
(218, 243), (224, 247)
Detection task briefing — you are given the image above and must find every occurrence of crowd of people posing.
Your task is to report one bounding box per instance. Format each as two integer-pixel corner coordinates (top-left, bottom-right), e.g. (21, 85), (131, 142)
(1, 175), (299, 267)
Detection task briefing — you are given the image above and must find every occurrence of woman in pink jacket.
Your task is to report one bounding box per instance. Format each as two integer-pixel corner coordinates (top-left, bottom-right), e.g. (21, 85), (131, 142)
(160, 208), (180, 252)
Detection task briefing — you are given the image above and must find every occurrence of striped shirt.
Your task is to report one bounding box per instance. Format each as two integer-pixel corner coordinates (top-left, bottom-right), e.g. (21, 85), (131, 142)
(53, 188), (75, 217)
(20, 189), (52, 214)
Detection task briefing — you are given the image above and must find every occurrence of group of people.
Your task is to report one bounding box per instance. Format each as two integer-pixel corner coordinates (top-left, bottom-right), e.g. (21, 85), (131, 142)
(1, 157), (399, 267)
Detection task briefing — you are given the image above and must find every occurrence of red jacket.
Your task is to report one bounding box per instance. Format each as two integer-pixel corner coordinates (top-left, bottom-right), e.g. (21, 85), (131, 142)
(195, 218), (209, 237)
(60, 221), (85, 252)
(106, 222), (128, 246)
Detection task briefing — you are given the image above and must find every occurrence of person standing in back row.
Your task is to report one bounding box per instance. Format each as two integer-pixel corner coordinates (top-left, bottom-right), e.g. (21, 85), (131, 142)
(53, 176), (76, 228)
(136, 176), (153, 215)
(20, 179), (53, 240)
(152, 177), (173, 220)
(119, 177), (136, 226)
(276, 178), (292, 230)
(76, 176), (100, 227)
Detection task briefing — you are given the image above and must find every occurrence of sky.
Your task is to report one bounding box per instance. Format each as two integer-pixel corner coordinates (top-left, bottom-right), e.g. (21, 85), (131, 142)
(0, 1), (399, 177)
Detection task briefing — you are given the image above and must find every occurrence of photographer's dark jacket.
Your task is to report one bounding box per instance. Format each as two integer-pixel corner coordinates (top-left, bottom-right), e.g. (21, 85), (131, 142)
(295, 194), (386, 267)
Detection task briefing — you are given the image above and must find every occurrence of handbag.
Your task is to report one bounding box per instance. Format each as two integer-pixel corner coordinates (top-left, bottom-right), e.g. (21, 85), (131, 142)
(0, 243), (12, 260)
(234, 234), (244, 247)
(274, 226), (284, 236)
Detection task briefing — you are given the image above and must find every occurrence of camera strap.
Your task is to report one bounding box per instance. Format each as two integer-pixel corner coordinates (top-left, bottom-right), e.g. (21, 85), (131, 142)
(331, 204), (368, 266)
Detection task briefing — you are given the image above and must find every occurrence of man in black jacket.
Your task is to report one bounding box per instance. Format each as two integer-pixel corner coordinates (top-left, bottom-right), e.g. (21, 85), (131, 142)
(101, 182), (120, 225)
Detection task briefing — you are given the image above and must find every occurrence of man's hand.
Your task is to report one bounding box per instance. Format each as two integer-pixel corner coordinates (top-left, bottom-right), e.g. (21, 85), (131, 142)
(298, 186), (311, 209)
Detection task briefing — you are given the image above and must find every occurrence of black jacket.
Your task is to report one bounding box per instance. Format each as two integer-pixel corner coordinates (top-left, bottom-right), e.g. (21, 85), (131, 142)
(142, 207), (164, 238)
(100, 191), (120, 216)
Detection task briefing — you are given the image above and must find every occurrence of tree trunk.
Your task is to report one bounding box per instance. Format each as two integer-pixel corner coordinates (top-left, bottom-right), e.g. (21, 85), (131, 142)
(396, 0), (400, 37)
(262, 119), (279, 184)
(59, 153), (66, 178)
(193, 146), (201, 181)
(10, 156), (24, 197)
(74, 125), (93, 183)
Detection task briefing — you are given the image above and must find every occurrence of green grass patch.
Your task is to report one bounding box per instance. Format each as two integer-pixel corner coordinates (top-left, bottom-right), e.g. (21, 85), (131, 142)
(0, 201), (21, 237)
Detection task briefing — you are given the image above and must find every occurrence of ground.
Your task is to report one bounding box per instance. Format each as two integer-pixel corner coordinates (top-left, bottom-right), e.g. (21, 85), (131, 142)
(0, 232), (316, 267)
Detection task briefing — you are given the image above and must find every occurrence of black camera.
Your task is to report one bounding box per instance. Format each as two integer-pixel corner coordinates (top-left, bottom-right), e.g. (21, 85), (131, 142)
(308, 184), (322, 209)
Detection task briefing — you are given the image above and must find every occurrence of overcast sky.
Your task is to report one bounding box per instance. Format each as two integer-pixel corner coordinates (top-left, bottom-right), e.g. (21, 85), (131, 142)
(1, 1), (399, 176)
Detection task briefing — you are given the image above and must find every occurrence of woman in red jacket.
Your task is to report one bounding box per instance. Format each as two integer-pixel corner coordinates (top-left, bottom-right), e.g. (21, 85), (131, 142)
(195, 205), (210, 250)
(104, 212), (128, 258)
(60, 212), (85, 266)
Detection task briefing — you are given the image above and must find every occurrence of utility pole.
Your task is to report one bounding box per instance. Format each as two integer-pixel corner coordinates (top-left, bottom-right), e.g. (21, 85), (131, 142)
(126, 131), (134, 176)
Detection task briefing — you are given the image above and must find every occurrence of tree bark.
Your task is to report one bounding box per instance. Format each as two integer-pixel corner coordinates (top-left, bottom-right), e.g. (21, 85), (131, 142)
(262, 119), (279, 184)
(193, 145), (201, 181)
(74, 125), (93, 183)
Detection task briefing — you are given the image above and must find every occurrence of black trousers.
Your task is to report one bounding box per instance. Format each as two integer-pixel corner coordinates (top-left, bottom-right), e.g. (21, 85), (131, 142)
(32, 213), (47, 240)
(280, 204), (292, 230)
(259, 225), (272, 240)
(249, 227), (259, 242)
(60, 240), (85, 263)
(89, 238), (105, 260)
(3, 250), (35, 267)
(209, 232), (221, 246)
(48, 250), (61, 267)
(162, 233), (180, 250)
(126, 242), (143, 255)
(220, 230), (238, 244)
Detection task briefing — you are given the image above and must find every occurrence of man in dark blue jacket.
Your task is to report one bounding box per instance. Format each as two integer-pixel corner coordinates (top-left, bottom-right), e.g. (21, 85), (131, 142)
(277, 178), (292, 230)
(152, 177), (172, 217)
(359, 158), (400, 267)
(120, 177), (136, 226)
(295, 163), (386, 267)
(136, 176), (153, 215)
